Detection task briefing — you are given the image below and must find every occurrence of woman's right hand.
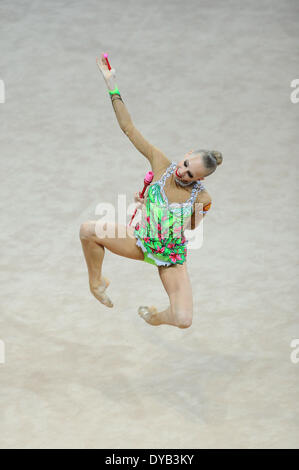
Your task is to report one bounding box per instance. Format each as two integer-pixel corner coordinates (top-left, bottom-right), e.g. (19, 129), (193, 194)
(96, 53), (116, 81)
(134, 191), (145, 209)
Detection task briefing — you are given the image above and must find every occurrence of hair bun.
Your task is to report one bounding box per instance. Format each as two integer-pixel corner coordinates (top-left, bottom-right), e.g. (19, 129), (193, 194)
(211, 150), (223, 166)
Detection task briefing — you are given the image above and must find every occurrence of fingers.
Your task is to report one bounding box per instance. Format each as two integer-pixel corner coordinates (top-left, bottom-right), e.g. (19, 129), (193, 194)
(96, 57), (104, 71)
(96, 54), (117, 81)
(135, 198), (144, 205)
(96, 53), (107, 68)
(135, 191), (145, 203)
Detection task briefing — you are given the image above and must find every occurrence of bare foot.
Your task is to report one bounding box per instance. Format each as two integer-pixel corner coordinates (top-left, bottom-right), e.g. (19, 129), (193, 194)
(138, 305), (161, 326)
(90, 276), (114, 308)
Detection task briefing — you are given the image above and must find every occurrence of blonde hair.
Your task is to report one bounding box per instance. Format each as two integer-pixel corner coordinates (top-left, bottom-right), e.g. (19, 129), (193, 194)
(192, 149), (223, 176)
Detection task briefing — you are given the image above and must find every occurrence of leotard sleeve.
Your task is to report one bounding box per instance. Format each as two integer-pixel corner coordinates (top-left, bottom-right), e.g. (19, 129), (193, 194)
(110, 94), (170, 174)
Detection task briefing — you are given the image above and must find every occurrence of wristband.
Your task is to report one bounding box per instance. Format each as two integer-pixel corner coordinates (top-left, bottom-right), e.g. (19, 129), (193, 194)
(109, 86), (120, 95)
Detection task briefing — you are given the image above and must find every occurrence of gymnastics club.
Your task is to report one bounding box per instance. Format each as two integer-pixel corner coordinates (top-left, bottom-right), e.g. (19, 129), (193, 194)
(128, 171), (154, 226)
(103, 53), (111, 70)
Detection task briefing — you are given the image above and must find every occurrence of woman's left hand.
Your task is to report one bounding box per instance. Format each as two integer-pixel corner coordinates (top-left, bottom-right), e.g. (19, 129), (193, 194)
(96, 53), (116, 81)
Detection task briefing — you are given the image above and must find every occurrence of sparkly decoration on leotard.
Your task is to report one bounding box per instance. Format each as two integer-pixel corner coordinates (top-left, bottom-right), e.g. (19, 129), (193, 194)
(134, 161), (206, 266)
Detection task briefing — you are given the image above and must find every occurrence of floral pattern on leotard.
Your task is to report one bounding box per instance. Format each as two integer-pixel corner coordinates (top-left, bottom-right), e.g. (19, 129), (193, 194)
(134, 161), (206, 266)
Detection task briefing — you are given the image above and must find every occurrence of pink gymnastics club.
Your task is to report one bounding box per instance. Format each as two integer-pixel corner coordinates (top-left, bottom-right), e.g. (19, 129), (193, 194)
(103, 53), (111, 70)
(129, 171), (154, 227)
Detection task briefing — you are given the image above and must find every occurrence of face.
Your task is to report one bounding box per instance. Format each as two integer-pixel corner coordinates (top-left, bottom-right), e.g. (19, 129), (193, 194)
(175, 150), (206, 184)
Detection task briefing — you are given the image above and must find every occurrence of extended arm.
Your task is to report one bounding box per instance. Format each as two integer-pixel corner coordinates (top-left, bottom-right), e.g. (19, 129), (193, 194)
(111, 95), (168, 166)
(96, 54), (170, 171)
(109, 88), (170, 171)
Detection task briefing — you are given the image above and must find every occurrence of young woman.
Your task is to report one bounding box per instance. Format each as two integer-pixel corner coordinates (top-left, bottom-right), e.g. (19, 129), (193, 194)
(79, 53), (223, 329)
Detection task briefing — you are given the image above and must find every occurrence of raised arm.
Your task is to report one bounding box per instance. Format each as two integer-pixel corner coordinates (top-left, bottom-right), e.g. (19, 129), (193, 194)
(96, 54), (170, 172)
(110, 96), (170, 168)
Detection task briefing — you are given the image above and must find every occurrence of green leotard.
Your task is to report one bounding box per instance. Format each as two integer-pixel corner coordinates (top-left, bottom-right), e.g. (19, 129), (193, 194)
(134, 161), (206, 267)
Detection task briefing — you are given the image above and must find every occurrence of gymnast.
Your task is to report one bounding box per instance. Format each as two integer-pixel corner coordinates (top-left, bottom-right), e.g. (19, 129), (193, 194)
(79, 53), (223, 329)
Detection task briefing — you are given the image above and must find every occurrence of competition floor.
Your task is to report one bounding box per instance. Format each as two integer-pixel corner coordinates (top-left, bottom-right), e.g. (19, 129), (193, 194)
(0, 0), (298, 448)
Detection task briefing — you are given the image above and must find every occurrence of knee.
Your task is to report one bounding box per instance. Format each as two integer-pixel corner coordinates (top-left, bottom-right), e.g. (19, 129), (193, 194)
(79, 221), (94, 240)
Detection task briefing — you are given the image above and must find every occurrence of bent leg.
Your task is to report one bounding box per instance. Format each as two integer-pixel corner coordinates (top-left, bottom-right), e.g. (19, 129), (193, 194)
(79, 220), (144, 307)
(138, 262), (193, 328)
